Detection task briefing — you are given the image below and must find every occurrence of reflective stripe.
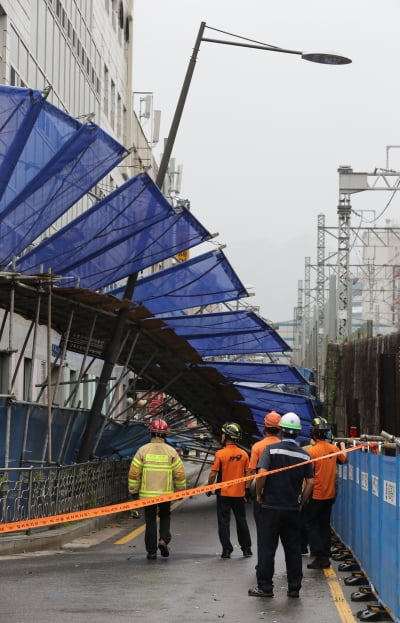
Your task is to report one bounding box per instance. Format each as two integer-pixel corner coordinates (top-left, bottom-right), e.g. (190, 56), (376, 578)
(269, 448), (310, 462)
(146, 453), (170, 463)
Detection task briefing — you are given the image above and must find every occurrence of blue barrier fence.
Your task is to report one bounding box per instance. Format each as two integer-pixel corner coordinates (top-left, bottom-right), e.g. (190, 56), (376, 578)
(0, 398), (148, 468)
(332, 450), (400, 623)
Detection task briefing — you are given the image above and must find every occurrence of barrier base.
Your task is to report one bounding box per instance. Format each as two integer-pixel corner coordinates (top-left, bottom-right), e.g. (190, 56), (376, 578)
(351, 588), (377, 602)
(356, 605), (392, 621)
(344, 573), (370, 586)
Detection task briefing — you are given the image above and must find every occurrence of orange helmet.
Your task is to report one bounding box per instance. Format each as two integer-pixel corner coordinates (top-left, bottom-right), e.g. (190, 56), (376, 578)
(264, 411), (281, 429)
(150, 418), (169, 433)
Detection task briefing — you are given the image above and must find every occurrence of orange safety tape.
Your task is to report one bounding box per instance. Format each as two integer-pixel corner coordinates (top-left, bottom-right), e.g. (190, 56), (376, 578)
(0, 442), (369, 534)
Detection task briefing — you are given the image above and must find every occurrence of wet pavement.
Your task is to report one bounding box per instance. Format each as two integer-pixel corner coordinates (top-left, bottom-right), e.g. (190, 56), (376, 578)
(0, 488), (368, 623)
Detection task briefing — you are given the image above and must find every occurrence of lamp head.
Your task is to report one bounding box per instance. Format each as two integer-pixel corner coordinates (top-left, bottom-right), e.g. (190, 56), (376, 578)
(301, 52), (352, 65)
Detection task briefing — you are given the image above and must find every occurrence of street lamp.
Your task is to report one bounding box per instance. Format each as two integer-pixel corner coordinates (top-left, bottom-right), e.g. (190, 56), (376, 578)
(77, 22), (351, 463)
(156, 22), (351, 188)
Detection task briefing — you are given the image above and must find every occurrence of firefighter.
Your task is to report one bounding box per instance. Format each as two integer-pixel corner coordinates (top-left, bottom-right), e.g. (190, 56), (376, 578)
(305, 417), (347, 569)
(128, 418), (186, 559)
(206, 422), (252, 559)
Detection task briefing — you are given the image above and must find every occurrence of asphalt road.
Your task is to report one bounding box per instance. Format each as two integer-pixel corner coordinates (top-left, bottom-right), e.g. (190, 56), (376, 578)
(1, 493), (370, 623)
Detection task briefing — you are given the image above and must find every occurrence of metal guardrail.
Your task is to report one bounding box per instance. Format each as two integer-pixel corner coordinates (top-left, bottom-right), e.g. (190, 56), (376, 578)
(332, 431), (400, 454)
(0, 459), (130, 526)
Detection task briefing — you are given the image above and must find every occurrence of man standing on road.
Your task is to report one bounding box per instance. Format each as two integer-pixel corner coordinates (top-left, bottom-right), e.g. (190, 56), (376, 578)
(245, 411), (281, 557)
(207, 422), (252, 559)
(128, 418), (186, 560)
(305, 417), (347, 570)
(248, 412), (314, 599)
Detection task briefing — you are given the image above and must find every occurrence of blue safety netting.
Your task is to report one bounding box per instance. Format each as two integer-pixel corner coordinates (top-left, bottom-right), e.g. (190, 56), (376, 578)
(0, 85), (127, 266)
(295, 366), (316, 384)
(158, 310), (279, 336)
(16, 172), (211, 289)
(191, 332), (289, 356)
(109, 249), (248, 314)
(158, 310), (290, 355)
(234, 384), (317, 440)
(196, 361), (308, 385)
(0, 87), (321, 453)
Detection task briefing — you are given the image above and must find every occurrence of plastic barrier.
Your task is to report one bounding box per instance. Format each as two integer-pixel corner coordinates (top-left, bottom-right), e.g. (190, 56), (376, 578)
(332, 451), (400, 622)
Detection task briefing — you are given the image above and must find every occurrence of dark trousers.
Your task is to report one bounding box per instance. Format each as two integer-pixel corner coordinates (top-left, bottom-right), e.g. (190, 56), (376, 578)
(305, 498), (334, 560)
(257, 507), (302, 593)
(253, 498), (263, 560)
(216, 495), (252, 551)
(144, 501), (171, 554)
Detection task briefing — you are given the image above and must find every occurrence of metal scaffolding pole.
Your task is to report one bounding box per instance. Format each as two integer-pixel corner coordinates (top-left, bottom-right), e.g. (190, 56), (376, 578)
(316, 213), (326, 386)
(296, 279), (303, 362)
(337, 195), (352, 339)
(304, 256), (311, 355)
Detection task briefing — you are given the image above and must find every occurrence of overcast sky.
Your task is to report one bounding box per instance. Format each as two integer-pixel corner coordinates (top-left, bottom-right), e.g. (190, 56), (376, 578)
(132, 0), (400, 323)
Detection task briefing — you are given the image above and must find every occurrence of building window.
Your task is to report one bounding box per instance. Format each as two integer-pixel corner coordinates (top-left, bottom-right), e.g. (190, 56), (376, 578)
(0, 353), (9, 394)
(23, 358), (32, 401)
(123, 105), (127, 145)
(10, 66), (17, 86)
(117, 92), (121, 137)
(125, 17), (130, 42)
(103, 64), (109, 115)
(110, 79), (115, 129)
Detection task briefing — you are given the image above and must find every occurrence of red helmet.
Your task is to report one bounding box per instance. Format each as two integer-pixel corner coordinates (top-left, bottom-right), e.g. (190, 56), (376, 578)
(264, 411), (281, 429)
(150, 418), (169, 433)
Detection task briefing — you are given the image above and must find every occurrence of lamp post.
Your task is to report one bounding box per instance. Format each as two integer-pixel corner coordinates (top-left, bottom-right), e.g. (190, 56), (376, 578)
(156, 22), (351, 189)
(77, 22), (351, 463)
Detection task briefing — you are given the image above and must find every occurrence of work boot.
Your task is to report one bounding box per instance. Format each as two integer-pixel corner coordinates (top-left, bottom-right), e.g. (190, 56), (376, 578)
(146, 552), (157, 560)
(307, 557), (330, 569)
(287, 589), (300, 598)
(158, 539), (170, 558)
(248, 586), (273, 597)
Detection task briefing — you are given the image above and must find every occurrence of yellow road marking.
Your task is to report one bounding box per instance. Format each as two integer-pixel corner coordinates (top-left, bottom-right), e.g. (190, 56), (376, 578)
(324, 566), (357, 623)
(114, 499), (185, 545)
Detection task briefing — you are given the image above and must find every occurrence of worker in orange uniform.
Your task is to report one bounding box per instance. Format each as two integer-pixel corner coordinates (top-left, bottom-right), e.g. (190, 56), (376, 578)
(245, 412), (281, 529)
(128, 418), (186, 560)
(206, 422), (252, 559)
(305, 417), (347, 569)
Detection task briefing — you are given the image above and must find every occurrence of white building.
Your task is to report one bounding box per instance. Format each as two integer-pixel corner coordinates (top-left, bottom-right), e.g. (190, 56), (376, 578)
(0, 0), (157, 411)
(360, 228), (400, 334)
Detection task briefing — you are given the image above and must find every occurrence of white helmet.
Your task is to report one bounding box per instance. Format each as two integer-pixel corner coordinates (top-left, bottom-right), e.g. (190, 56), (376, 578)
(280, 412), (302, 431)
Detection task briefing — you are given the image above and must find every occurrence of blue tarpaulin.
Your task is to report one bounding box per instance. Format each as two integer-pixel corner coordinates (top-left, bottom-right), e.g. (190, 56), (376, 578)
(157, 310), (281, 336)
(0, 86), (322, 457)
(16, 172), (211, 289)
(197, 361), (308, 385)
(158, 310), (290, 355)
(0, 86), (127, 266)
(234, 384), (317, 439)
(109, 250), (248, 314)
(190, 332), (289, 356)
